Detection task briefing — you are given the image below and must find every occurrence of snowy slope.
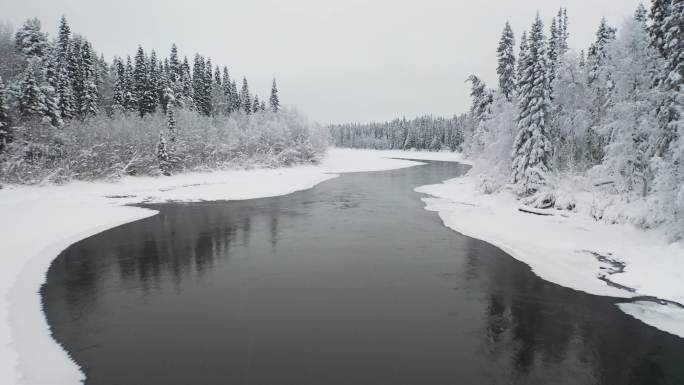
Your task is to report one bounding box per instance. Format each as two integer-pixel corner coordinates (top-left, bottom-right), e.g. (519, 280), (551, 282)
(0, 148), (463, 385)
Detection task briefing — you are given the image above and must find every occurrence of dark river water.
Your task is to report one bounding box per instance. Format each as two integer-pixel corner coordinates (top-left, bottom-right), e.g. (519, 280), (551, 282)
(43, 161), (684, 385)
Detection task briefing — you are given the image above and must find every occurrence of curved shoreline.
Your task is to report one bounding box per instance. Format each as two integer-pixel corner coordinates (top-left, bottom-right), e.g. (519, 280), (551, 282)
(1, 149), (454, 385)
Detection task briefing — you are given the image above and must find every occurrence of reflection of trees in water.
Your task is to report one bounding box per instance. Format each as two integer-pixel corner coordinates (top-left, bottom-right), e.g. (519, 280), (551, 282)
(465, 237), (682, 384)
(48, 198), (304, 318)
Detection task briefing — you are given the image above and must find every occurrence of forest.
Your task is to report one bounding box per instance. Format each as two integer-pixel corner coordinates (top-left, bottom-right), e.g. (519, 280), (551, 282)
(332, 3), (683, 240)
(0, 16), (327, 183)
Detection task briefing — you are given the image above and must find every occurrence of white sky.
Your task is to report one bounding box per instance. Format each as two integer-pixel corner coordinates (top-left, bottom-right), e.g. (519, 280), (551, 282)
(2, 0), (643, 124)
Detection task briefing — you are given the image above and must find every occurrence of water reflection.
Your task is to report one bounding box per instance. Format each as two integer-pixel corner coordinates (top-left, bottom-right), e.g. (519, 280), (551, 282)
(43, 162), (684, 385)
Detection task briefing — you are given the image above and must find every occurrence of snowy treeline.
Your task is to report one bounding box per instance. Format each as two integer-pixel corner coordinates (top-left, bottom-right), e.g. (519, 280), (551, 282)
(329, 115), (467, 151)
(464, 4), (683, 239)
(0, 16), (324, 183)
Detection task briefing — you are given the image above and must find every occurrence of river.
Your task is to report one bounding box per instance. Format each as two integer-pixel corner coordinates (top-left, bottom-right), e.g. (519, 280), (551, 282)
(42, 161), (684, 385)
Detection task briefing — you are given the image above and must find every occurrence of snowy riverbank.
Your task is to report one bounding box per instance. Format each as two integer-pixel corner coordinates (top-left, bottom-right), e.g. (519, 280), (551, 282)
(0, 148), (464, 385)
(416, 176), (684, 339)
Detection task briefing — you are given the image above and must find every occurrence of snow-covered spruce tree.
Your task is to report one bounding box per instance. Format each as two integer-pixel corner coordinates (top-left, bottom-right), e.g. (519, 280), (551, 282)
(511, 14), (553, 196)
(192, 54), (207, 115)
(80, 41), (99, 118)
(156, 131), (171, 176)
(134, 46), (155, 116)
(202, 58), (213, 116)
(111, 57), (126, 113)
(18, 59), (46, 119)
(649, 0), (671, 56)
(14, 18), (48, 59)
(635, 3), (648, 23)
(42, 53), (63, 126)
(56, 16), (75, 120)
(649, 0), (684, 239)
(270, 78), (280, 112)
(586, 18), (617, 165)
(593, 16), (663, 198)
(465, 75), (493, 154)
(221, 67), (233, 114)
(557, 8), (570, 56)
(0, 77), (11, 152)
(517, 31), (529, 90)
(252, 95), (261, 113)
(548, 17), (559, 85)
(496, 22), (516, 101)
(123, 56), (137, 113)
(241, 77), (251, 114)
(230, 79), (240, 113)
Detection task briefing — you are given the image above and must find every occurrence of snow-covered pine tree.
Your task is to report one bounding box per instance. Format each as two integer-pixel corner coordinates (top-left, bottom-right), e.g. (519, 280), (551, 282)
(0, 77), (12, 152)
(635, 3), (648, 23)
(180, 56), (194, 110)
(517, 31), (529, 90)
(202, 58), (213, 115)
(241, 77), (251, 114)
(123, 56), (137, 112)
(230, 79), (240, 112)
(157, 131), (171, 175)
(56, 15), (75, 120)
(269, 78), (280, 112)
(649, 0), (672, 56)
(548, 16), (559, 84)
(149, 50), (162, 111)
(222, 66), (233, 114)
(557, 8), (570, 56)
(511, 14), (552, 196)
(496, 22), (516, 101)
(18, 59), (46, 119)
(252, 95), (260, 113)
(80, 40), (99, 118)
(260, 100), (266, 111)
(42, 48), (63, 126)
(164, 86), (177, 144)
(192, 54), (206, 115)
(466, 75), (492, 122)
(15, 18), (48, 59)
(111, 57), (126, 113)
(134, 46), (154, 116)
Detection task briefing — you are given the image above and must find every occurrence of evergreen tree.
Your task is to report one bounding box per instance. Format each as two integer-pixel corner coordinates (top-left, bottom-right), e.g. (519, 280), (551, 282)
(557, 8), (570, 56)
(466, 75), (492, 122)
(202, 58), (213, 115)
(181, 56), (194, 110)
(157, 131), (171, 175)
(222, 66), (233, 114)
(0, 77), (12, 151)
(269, 78), (280, 112)
(133, 46), (155, 116)
(241, 77), (251, 114)
(260, 100), (266, 111)
(111, 57), (126, 113)
(192, 54), (207, 115)
(123, 56), (137, 112)
(511, 14), (552, 196)
(548, 16), (560, 81)
(56, 15), (75, 119)
(18, 59), (45, 119)
(230, 79), (240, 112)
(57, 15), (71, 59)
(517, 31), (529, 89)
(649, 0), (672, 56)
(635, 3), (648, 23)
(252, 95), (261, 112)
(80, 41), (99, 118)
(496, 22), (516, 101)
(15, 18), (48, 58)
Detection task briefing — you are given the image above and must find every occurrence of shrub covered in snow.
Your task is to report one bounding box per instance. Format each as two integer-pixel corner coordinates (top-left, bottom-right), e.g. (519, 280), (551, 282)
(0, 109), (328, 184)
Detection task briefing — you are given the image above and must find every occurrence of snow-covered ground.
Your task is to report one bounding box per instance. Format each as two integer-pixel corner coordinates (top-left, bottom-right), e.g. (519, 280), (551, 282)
(0, 148), (464, 385)
(416, 176), (684, 339)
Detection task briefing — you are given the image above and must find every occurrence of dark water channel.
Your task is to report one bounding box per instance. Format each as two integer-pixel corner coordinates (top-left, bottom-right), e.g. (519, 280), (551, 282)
(43, 161), (684, 385)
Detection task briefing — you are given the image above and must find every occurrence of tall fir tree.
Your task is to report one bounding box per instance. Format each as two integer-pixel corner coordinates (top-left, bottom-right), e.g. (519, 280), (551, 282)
(496, 21), (516, 101)
(241, 77), (251, 114)
(222, 67), (233, 114)
(18, 59), (45, 119)
(15, 18), (48, 59)
(517, 31), (529, 90)
(269, 78), (280, 112)
(0, 77), (11, 151)
(80, 40), (99, 118)
(192, 54), (207, 115)
(123, 56), (137, 112)
(511, 14), (553, 195)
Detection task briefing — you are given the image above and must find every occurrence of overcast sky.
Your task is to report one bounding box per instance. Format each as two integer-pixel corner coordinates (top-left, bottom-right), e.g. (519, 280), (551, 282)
(2, 0), (643, 124)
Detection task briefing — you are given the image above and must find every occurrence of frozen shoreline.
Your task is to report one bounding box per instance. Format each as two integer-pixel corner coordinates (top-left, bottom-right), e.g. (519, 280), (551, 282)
(0, 148), (464, 385)
(416, 175), (684, 339)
